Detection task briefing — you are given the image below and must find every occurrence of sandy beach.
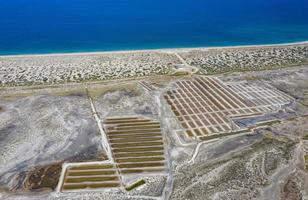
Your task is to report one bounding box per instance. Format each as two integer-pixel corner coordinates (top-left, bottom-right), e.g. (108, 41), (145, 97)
(1, 41), (307, 58)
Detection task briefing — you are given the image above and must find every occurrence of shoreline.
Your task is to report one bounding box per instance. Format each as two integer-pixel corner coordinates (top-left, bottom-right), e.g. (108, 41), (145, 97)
(0, 40), (308, 58)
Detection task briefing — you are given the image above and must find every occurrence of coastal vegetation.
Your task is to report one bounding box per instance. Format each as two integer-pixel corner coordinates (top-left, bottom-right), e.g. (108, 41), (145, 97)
(0, 52), (179, 86)
(179, 45), (308, 74)
(1, 43), (307, 87)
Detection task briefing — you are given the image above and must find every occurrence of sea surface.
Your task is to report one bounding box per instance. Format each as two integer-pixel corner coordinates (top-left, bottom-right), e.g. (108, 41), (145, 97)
(0, 0), (308, 55)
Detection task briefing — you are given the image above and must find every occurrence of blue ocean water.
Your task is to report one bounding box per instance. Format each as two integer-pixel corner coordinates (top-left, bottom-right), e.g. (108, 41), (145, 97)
(0, 0), (308, 55)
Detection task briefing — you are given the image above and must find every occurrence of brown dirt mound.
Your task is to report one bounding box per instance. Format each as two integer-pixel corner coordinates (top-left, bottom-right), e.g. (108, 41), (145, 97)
(24, 163), (62, 191)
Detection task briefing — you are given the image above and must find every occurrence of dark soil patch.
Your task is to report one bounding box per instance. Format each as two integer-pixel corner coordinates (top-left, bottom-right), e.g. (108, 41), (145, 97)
(281, 178), (302, 200)
(8, 147), (107, 194)
(24, 162), (62, 191)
